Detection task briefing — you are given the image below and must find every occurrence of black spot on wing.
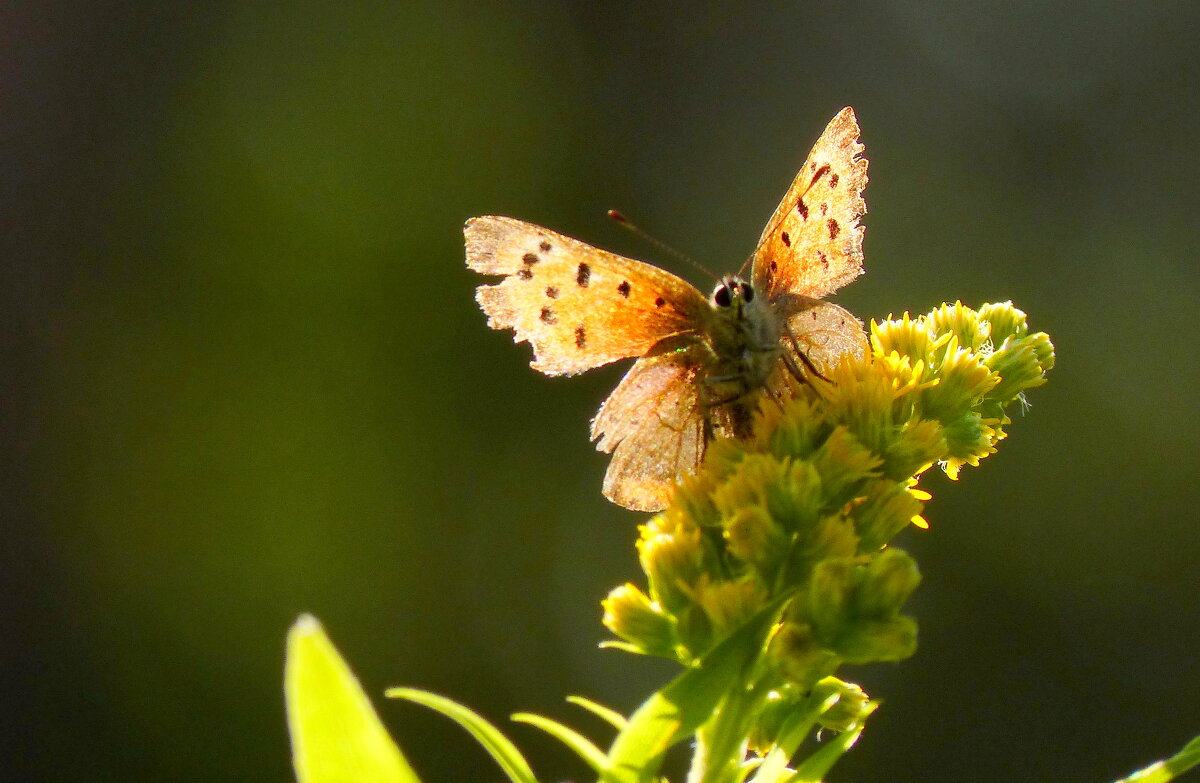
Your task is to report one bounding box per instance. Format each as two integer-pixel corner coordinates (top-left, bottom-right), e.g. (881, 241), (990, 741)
(545, 286), (559, 299)
(540, 307), (556, 324)
(576, 263), (591, 287)
(539, 241), (552, 253)
(574, 325), (587, 348)
(617, 280), (631, 298)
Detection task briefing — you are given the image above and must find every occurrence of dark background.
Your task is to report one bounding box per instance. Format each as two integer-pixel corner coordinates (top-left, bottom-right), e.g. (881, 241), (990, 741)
(4, 2), (1198, 781)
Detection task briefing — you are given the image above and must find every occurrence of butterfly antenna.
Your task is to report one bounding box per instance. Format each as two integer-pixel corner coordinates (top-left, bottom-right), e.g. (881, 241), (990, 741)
(607, 209), (718, 280)
(736, 254), (753, 277)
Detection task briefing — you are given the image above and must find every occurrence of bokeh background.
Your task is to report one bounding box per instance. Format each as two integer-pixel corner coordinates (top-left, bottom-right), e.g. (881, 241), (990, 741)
(5, 2), (1199, 781)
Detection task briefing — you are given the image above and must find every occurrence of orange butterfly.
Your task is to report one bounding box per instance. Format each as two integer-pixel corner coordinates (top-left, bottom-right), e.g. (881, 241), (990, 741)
(467, 107), (869, 511)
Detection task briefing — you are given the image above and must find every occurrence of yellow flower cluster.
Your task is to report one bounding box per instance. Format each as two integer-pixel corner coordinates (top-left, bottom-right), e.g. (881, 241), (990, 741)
(603, 302), (1055, 692)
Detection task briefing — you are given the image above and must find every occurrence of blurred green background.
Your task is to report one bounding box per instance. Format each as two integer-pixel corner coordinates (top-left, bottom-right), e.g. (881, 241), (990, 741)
(5, 2), (1198, 781)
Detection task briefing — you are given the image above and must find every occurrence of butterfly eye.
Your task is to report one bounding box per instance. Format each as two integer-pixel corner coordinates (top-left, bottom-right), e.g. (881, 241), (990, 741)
(740, 283), (754, 303)
(713, 285), (733, 308)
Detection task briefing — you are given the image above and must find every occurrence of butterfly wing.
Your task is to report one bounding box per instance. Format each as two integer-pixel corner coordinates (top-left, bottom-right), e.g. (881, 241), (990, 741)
(767, 297), (869, 399)
(751, 107), (868, 301)
(591, 352), (706, 512)
(466, 216), (710, 376)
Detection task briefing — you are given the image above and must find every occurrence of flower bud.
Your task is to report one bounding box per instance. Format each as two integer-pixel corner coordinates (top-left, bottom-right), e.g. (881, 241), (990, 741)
(810, 677), (876, 733)
(602, 583), (677, 658)
(871, 312), (933, 364)
(928, 300), (988, 351)
(853, 548), (921, 618)
(977, 300), (1028, 344)
(986, 335), (1051, 402)
(854, 480), (925, 552)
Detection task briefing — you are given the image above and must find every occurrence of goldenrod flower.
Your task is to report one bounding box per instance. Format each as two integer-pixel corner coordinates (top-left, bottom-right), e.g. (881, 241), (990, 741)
(604, 302), (1055, 694)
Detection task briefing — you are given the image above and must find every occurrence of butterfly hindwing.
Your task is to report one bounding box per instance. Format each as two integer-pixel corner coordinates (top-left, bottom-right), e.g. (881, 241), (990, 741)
(467, 216), (710, 376)
(591, 353), (706, 511)
(767, 297), (869, 399)
(751, 107), (868, 301)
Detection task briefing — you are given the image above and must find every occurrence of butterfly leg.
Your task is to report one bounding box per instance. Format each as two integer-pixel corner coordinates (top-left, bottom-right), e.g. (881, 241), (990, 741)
(696, 373), (754, 441)
(763, 381), (790, 411)
(779, 347), (809, 385)
(697, 380), (728, 444)
(781, 321), (831, 384)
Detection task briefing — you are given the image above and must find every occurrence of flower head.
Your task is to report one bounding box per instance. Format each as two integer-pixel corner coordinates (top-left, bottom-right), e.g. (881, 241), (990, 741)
(603, 302), (1054, 689)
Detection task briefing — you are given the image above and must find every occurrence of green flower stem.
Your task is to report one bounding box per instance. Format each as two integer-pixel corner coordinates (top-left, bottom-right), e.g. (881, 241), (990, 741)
(689, 679), (772, 783)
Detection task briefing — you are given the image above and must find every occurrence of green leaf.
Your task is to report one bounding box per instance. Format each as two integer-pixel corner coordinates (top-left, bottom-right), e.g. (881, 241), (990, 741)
(606, 600), (784, 783)
(511, 712), (611, 777)
(567, 695), (628, 730)
(1114, 734), (1200, 783)
(386, 687), (538, 783)
(285, 615), (419, 783)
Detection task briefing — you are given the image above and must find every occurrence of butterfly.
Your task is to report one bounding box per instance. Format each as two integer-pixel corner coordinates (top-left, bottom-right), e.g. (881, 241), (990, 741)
(466, 107), (869, 512)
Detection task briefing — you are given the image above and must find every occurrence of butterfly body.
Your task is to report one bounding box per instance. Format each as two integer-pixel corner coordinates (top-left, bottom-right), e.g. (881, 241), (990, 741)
(689, 275), (782, 439)
(468, 108), (870, 511)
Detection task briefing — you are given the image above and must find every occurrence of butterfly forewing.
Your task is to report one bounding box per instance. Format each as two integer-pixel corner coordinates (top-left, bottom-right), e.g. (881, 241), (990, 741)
(752, 107), (868, 301)
(467, 216), (710, 376)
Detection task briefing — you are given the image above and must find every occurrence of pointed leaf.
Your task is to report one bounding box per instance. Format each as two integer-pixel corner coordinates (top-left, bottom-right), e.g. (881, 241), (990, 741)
(285, 615), (419, 783)
(386, 687), (538, 783)
(1114, 734), (1200, 783)
(512, 712), (611, 777)
(567, 695), (628, 731)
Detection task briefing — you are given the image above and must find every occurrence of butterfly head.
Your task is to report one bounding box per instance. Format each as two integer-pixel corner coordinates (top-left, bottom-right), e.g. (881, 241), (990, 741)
(710, 275), (756, 312)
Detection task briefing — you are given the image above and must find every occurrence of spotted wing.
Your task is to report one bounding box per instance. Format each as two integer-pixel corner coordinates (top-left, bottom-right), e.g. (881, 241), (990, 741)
(591, 353), (706, 512)
(467, 216), (710, 376)
(751, 107), (868, 301)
